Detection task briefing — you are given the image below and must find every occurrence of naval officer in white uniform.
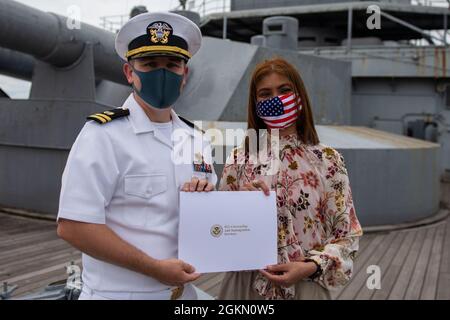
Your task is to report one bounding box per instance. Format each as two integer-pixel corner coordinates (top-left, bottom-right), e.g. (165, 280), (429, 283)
(56, 12), (217, 300)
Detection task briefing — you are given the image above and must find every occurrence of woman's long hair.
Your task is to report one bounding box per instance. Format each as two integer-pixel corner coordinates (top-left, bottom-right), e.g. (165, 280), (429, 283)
(246, 57), (320, 150)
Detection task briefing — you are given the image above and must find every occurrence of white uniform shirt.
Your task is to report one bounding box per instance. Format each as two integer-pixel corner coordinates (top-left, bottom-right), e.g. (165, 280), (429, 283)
(150, 120), (173, 142)
(57, 94), (217, 292)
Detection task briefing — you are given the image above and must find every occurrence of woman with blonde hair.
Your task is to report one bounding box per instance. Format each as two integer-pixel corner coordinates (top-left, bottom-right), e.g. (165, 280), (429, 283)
(218, 57), (363, 300)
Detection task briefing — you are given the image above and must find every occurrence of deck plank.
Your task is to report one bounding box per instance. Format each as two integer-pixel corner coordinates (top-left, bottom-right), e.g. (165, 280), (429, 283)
(355, 234), (376, 256)
(437, 215), (450, 300)
(1, 248), (81, 280)
(371, 229), (417, 300)
(0, 242), (76, 274)
(0, 238), (69, 261)
(1, 212), (449, 300)
(388, 228), (427, 299)
(420, 223), (446, 300)
(5, 258), (82, 284)
(354, 231), (406, 300)
(0, 230), (58, 251)
(404, 227), (436, 299)
(337, 232), (393, 300)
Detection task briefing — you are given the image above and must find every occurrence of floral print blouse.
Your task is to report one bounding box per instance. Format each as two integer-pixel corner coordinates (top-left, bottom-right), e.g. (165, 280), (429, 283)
(219, 133), (363, 299)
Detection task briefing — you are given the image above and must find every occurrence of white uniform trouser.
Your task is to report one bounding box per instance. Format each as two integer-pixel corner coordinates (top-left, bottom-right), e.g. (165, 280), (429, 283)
(78, 283), (198, 300)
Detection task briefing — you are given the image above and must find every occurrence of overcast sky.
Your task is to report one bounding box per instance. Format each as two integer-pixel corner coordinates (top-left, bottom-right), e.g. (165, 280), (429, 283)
(15, 0), (176, 26)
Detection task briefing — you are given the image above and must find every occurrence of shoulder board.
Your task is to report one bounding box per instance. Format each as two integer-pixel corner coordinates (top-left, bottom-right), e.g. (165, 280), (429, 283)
(87, 108), (130, 124)
(178, 116), (205, 133)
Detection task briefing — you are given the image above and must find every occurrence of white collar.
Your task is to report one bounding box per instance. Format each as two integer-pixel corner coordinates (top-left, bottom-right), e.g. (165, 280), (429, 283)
(123, 93), (194, 136)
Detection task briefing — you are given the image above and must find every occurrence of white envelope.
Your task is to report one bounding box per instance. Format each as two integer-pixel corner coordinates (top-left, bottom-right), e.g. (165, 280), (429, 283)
(178, 191), (278, 273)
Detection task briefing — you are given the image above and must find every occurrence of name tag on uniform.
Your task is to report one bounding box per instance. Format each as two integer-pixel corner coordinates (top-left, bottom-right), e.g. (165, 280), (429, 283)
(193, 163), (212, 174)
(192, 153), (212, 179)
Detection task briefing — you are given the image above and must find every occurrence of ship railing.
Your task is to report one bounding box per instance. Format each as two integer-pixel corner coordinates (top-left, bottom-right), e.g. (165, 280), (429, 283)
(99, 1), (230, 33)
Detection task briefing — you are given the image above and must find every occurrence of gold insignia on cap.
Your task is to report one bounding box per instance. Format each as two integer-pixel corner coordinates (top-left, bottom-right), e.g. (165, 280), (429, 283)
(148, 22), (172, 44)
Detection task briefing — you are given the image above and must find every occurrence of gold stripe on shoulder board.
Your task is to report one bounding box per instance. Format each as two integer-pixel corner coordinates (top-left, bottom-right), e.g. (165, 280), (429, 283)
(89, 115), (107, 123)
(96, 113), (112, 122)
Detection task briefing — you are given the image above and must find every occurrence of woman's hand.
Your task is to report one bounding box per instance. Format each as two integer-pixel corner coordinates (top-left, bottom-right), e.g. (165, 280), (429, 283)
(182, 177), (215, 192)
(259, 261), (318, 287)
(240, 179), (270, 196)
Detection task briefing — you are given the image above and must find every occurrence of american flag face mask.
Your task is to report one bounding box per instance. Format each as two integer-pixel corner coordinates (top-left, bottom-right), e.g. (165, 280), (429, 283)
(255, 93), (303, 129)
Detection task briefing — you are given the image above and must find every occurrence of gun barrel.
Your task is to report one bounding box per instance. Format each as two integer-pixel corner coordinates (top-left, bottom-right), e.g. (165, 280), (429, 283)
(0, 0), (126, 85)
(0, 47), (34, 81)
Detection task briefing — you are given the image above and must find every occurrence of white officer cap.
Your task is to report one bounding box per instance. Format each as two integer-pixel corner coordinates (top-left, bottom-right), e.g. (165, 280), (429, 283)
(115, 12), (202, 62)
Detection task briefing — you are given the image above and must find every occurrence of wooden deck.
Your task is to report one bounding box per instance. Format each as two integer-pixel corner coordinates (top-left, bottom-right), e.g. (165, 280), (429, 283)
(0, 211), (449, 300)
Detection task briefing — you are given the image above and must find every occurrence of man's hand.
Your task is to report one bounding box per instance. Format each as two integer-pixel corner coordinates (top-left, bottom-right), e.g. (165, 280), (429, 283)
(152, 259), (201, 287)
(259, 261), (317, 287)
(57, 220), (201, 287)
(240, 179), (270, 196)
(182, 177), (214, 192)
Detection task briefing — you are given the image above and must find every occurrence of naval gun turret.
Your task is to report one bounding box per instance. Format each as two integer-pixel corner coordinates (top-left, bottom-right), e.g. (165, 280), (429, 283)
(0, 0), (125, 86)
